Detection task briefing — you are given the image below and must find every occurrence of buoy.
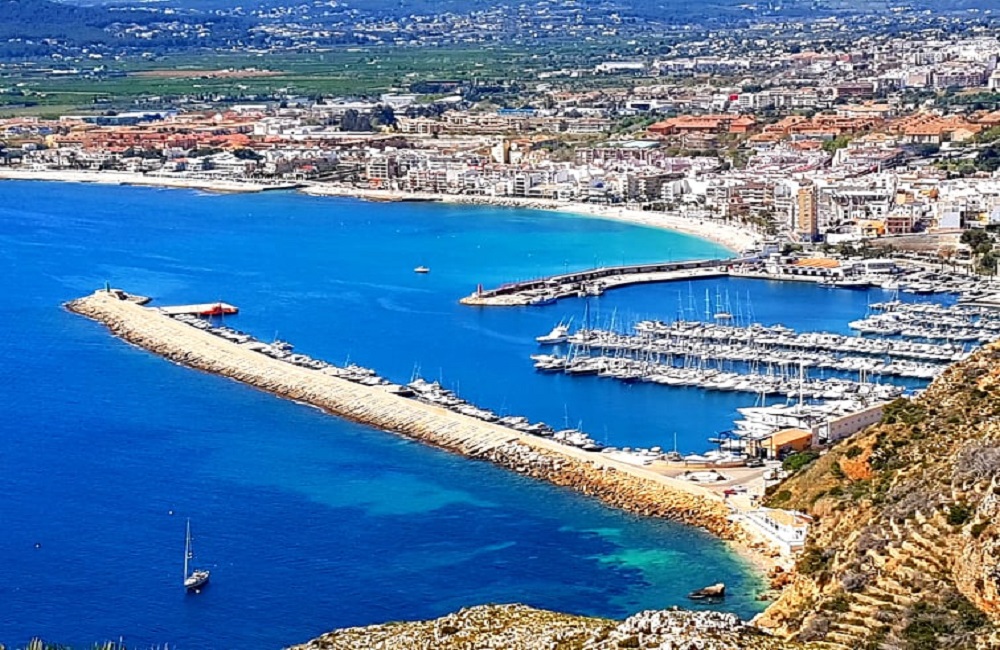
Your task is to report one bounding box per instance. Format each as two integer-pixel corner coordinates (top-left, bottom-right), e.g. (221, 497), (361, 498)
(34, 542), (41, 549)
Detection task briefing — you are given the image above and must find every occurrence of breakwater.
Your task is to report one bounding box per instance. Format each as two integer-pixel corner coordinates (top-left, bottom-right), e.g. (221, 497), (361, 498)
(460, 259), (733, 306)
(67, 289), (737, 539)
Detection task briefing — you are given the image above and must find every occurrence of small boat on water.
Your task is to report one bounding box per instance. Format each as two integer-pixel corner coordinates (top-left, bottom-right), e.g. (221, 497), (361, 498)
(414, 266), (430, 274)
(833, 277), (871, 289)
(184, 519), (210, 592)
(820, 277), (870, 289)
(529, 295), (558, 306)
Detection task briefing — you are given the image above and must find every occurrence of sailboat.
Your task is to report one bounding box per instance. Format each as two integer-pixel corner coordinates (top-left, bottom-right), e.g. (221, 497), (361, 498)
(713, 288), (733, 322)
(184, 519), (210, 592)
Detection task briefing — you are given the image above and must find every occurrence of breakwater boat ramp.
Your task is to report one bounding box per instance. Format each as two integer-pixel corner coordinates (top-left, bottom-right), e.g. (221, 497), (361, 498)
(66, 288), (740, 537)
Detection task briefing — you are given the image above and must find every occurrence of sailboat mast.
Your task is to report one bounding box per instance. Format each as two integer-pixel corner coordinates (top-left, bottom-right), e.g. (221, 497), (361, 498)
(798, 362), (805, 408)
(184, 518), (191, 580)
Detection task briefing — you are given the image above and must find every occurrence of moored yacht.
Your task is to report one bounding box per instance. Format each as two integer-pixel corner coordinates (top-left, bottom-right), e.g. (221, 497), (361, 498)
(536, 322), (570, 345)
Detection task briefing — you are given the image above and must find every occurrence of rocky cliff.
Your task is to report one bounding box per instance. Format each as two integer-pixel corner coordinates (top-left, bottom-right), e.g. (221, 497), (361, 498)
(755, 342), (1000, 649)
(287, 604), (806, 650)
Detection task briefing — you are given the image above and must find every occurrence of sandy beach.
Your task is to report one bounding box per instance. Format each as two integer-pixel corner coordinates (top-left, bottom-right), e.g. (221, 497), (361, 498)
(0, 168), (299, 193)
(300, 183), (759, 253)
(1, 170), (760, 252)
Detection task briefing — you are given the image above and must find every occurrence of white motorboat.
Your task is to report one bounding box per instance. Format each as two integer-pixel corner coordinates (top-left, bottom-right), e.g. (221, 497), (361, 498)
(536, 323), (570, 345)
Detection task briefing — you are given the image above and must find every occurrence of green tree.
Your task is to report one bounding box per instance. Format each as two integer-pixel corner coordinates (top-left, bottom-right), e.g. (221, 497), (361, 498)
(822, 135), (851, 153)
(961, 229), (991, 248)
(783, 451), (820, 473)
(978, 250), (998, 275)
(371, 104), (397, 128)
(232, 148), (262, 161)
(975, 145), (1000, 172)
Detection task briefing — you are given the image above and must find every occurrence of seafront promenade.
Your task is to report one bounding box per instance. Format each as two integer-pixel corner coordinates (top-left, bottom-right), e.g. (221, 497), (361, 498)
(67, 288), (745, 542)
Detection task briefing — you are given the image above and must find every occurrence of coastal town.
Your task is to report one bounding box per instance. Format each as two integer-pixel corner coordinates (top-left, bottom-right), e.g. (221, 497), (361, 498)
(7, 29), (1000, 263)
(5, 1), (1000, 648)
(8, 26), (1000, 565)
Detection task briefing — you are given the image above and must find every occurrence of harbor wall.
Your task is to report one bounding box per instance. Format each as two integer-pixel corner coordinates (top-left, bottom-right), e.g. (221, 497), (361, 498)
(66, 290), (737, 539)
(462, 258), (730, 304)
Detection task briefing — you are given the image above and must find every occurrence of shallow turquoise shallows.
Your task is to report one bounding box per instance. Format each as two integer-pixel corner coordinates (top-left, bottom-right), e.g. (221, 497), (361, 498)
(0, 180), (927, 649)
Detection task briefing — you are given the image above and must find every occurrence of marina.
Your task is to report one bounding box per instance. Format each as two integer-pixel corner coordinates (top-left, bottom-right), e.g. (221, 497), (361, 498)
(71, 285), (828, 576)
(170, 304), (873, 467)
(530, 294), (1000, 458)
(849, 298), (1000, 342)
(74, 288), (749, 496)
(534, 349), (911, 398)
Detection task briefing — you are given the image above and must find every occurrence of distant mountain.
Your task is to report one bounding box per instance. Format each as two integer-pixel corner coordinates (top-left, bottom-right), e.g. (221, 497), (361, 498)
(0, 0), (249, 57)
(3, 0), (994, 60)
(0, 0), (112, 42)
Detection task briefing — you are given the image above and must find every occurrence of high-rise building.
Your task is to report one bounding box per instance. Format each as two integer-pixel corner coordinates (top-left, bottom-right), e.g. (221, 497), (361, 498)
(796, 182), (818, 241)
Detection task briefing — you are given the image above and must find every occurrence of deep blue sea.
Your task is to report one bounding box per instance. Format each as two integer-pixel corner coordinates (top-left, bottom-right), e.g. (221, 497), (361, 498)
(0, 181), (943, 649)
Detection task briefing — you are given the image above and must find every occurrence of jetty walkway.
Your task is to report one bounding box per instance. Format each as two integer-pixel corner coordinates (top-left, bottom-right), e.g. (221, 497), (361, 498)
(460, 259), (734, 306)
(67, 288), (738, 538)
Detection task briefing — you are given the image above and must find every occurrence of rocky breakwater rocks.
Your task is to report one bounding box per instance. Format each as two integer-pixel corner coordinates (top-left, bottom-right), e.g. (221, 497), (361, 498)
(482, 440), (735, 538)
(66, 290), (737, 543)
(286, 603), (806, 650)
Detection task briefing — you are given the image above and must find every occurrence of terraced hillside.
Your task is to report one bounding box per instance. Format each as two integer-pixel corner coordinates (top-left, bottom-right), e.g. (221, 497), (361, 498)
(756, 342), (1000, 649)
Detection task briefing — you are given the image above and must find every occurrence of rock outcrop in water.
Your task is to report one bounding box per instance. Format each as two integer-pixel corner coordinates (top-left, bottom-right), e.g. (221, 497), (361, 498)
(483, 440), (736, 537)
(287, 604), (805, 650)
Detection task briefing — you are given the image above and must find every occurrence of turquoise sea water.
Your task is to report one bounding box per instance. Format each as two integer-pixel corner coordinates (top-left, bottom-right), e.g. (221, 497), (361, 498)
(0, 180), (919, 648)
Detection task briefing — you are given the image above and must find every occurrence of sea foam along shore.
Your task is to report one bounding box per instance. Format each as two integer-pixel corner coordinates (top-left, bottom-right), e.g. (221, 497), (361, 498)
(299, 183), (759, 254)
(66, 288), (778, 580)
(0, 168), (299, 193)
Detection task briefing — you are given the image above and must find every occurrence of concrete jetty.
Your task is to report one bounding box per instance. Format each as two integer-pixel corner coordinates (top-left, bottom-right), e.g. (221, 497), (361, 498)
(67, 288), (738, 539)
(460, 259), (733, 306)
